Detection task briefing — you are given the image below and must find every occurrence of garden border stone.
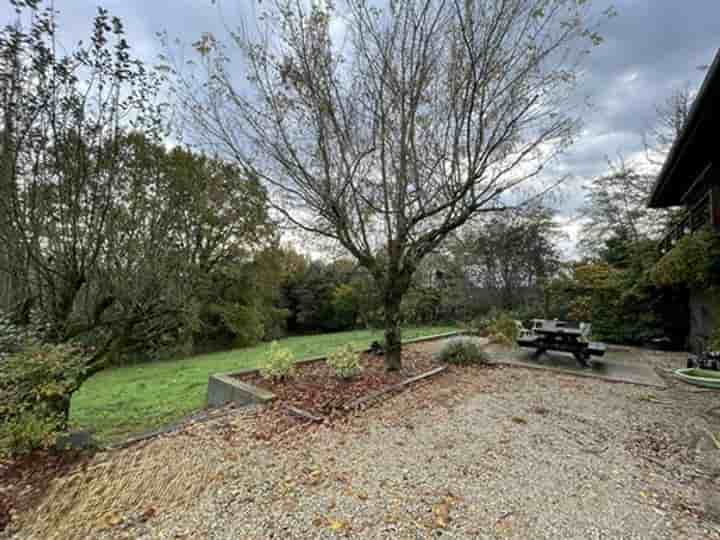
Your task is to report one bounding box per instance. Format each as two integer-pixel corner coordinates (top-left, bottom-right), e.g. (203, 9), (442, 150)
(206, 330), (463, 408)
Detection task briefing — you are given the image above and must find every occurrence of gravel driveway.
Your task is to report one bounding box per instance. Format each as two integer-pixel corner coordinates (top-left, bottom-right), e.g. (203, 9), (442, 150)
(7, 346), (720, 539)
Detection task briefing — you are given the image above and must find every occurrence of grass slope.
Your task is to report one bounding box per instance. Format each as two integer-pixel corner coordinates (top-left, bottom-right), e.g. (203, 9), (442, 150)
(70, 325), (457, 443)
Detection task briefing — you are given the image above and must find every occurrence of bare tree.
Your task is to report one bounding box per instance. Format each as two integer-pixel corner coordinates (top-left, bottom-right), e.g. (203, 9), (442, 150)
(581, 85), (694, 257)
(172, 0), (607, 369)
(579, 157), (658, 254)
(644, 85), (693, 167)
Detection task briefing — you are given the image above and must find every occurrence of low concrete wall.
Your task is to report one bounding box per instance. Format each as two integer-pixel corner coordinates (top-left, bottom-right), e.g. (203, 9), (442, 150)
(207, 372), (276, 408)
(206, 330), (463, 409)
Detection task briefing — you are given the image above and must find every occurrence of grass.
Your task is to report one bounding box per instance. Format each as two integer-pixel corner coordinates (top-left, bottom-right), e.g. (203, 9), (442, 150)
(70, 325), (458, 444)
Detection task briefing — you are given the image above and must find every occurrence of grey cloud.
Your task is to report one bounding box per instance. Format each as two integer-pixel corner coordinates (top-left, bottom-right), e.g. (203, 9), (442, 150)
(2, 0), (718, 253)
(548, 0), (720, 225)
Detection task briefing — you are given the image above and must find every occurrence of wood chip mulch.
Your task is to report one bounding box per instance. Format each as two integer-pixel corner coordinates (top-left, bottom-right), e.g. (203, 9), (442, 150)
(235, 349), (443, 439)
(0, 490), (9, 532)
(0, 450), (88, 533)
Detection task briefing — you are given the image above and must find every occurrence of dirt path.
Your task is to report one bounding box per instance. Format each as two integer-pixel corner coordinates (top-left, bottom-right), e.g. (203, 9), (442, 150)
(5, 346), (720, 539)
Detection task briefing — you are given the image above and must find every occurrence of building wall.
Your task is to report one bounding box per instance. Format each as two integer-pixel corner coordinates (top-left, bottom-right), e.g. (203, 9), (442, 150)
(689, 287), (718, 352)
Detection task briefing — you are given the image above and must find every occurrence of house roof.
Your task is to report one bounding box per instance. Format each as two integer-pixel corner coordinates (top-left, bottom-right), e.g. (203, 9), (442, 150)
(648, 50), (720, 208)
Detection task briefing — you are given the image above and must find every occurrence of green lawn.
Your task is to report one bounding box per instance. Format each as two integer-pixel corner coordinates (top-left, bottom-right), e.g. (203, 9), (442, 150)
(70, 325), (458, 444)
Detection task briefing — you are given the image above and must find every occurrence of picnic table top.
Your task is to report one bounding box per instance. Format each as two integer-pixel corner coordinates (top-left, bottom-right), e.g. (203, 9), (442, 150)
(517, 335), (607, 355)
(533, 327), (584, 337)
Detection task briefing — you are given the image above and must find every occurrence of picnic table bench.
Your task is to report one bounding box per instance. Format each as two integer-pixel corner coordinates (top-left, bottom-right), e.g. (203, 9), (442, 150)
(516, 320), (606, 367)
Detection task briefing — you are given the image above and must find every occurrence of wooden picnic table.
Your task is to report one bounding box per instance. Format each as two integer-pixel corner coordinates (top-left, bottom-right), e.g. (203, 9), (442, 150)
(517, 321), (606, 367)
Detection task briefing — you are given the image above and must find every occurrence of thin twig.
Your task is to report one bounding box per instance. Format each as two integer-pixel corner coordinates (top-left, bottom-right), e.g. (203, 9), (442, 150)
(284, 405), (324, 423)
(495, 511), (514, 525)
(704, 429), (720, 450)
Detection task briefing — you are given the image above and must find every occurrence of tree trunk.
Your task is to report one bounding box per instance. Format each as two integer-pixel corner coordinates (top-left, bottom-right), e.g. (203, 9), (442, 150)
(383, 290), (403, 371)
(48, 273), (86, 340)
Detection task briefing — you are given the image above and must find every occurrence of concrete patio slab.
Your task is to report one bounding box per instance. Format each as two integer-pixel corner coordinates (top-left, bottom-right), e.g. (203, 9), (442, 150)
(489, 350), (667, 388)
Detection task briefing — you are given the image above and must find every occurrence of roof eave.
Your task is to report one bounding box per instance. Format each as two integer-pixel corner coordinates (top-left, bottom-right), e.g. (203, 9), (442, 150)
(648, 50), (720, 209)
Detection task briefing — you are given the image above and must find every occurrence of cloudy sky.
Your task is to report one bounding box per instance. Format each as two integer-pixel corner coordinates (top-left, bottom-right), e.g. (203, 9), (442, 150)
(2, 0), (718, 255)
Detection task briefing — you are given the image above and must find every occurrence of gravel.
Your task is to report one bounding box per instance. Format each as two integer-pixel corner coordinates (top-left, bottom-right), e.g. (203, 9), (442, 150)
(6, 345), (720, 539)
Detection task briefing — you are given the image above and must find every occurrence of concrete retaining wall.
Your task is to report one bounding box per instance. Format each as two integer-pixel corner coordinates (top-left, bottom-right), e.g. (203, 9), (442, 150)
(207, 372), (276, 408)
(206, 330), (463, 408)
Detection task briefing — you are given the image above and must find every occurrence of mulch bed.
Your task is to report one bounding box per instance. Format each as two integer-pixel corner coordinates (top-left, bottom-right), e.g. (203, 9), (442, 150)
(0, 491), (9, 532)
(235, 348), (443, 438)
(0, 451), (87, 533)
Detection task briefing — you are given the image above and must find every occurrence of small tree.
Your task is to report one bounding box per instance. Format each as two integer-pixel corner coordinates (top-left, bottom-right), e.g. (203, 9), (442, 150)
(0, 2), (164, 338)
(172, 0), (609, 369)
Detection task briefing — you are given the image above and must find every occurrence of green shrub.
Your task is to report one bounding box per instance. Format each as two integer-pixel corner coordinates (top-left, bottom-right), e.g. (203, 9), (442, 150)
(651, 231), (720, 288)
(435, 337), (489, 365)
(568, 295), (593, 322)
(0, 411), (60, 457)
(0, 344), (90, 421)
(260, 341), (295, 380)
(465, 316), (489, 336)
(326, 344), (363, 379)
(486, 311), (519, 346)
(0, 343), (94, 456)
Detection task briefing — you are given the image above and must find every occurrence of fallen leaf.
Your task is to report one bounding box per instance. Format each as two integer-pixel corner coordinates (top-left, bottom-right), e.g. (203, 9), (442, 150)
(103, 512), (123, 528)
(306, 469), (323, 486)
(328, 518), (350, 532)
(140, 506), (158, 522)
(432, 502), (451, 528)
(281, 500), (297, 512)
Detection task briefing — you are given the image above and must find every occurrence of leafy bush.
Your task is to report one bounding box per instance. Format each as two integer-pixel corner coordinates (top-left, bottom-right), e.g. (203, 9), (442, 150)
(543, 239), (690, 347)
(260, 341), (295, 380)
(326, 344), (363, 380)
(0, 343), (90, 455)
(0, 411), (60, 456)
(486, 311), (519, 346)
(435, 337), (489, 365)
(466, 316), (490, 336)
(0, 344), (90, 421)
(568, 295), (593, 322)
(651, 231), (720, 288)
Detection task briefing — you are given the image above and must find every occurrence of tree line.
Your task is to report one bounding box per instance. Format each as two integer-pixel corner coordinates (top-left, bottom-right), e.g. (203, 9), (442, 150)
(4, 0), (702, 365)
(541, 84), (715, 350)
(169, 0), (607, 369)
(1, 0), (597, 365)
(0, 0), (606, 440)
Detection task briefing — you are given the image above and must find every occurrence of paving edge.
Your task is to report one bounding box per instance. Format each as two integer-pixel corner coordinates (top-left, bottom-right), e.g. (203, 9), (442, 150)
(489, 358), (667, 388)
(106, 403), (263, 450)
(207, 330), (465, 408)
